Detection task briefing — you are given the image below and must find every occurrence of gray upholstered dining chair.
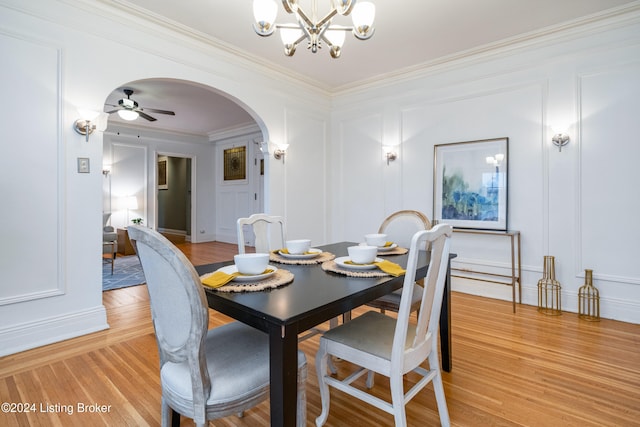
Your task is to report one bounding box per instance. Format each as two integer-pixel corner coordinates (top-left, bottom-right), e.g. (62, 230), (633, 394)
(237, 213), (286, 254)
(315, 224), (453, 427)
(366, 210), (432, 314)
(127, 225), (308, 427)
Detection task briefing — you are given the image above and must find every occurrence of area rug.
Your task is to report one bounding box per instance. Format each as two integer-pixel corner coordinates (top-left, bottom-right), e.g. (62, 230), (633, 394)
(103, 255), (147, 291)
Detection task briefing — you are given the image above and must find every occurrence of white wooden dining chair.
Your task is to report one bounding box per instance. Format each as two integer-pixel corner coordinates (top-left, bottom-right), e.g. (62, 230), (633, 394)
(236, 214), (340, 359)
(127, 225), (308, 427)
(366, 210), (432, 315)
(237, 213), (286, 254)
(315, 224), (453, 427)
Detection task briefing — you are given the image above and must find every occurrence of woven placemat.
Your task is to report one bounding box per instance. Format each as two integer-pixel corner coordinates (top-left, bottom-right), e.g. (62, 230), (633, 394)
(379, 247), (408, 256)
(202, 269), (294, 293)
(321, 260), (391, 278)
(270, 251), (336, 265)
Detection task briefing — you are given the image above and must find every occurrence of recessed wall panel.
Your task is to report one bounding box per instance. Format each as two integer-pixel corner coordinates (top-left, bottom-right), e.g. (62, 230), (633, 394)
(0, 33), (61, 303)
(336, 114), (385, 241)
(579, 65), (640, 280)
(284, 110), (327, 243)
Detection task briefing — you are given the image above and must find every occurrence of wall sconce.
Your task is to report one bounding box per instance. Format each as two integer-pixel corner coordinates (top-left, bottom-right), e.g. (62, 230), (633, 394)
(552, 133), (570, 152)
(258, 141), (269, 155)
(74, 109), (107, 142)
(273, 144), (289, 163)
(383, 146), (397, 165)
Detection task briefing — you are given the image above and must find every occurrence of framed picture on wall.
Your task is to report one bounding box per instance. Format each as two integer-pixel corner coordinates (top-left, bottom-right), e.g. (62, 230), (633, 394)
(433, 137), (509, 231)
(224, 146), (246, 181)
(158, 156), (168, 190)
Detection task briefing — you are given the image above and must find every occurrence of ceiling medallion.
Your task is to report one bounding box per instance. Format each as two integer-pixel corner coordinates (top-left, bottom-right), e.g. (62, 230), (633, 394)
(252, 0), (375, 58)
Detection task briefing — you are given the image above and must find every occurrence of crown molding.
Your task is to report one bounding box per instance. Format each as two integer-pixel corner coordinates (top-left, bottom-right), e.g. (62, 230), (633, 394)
(97, 0), (331, 97)
(104, 121), (209, 143)
(207, 122), (262, 142)
(332, 2), (640, 97)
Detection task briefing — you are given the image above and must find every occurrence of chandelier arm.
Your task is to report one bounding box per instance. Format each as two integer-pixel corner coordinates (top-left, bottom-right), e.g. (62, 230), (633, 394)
(353, 26), (375, 40)
(294, 6), (314, 28)
(316, 22), (330, 39)
(334, 0), (356, 16)
(295, 16), (313, 40)
(253, 22), (276, 37)
(290, 32), (307, 47)
(281, 0), (297, 14)
(316, 8), (339, 29)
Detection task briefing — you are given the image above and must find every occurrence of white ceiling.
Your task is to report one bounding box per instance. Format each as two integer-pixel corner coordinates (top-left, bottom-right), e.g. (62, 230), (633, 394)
(104, 0), (638, 136)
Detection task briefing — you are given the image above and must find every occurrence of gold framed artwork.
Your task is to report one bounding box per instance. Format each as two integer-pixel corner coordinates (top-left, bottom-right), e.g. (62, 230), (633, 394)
(224, 146), (246, 181)
(158, 156), (168, 190)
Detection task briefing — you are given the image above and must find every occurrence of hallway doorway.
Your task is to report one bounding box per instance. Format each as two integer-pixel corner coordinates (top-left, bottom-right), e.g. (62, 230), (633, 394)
(156, 154), (193, 241)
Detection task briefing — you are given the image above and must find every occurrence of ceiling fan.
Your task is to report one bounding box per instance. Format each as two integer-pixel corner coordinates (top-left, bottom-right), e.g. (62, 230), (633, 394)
(106, 88), (175, 122)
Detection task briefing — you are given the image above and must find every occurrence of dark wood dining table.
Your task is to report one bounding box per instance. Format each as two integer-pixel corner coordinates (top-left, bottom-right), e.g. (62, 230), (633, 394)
(195, 241), (454, 427)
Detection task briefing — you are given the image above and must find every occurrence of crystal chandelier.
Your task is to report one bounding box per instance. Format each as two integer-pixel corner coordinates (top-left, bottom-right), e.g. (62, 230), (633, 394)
(252, 0), (376, 58)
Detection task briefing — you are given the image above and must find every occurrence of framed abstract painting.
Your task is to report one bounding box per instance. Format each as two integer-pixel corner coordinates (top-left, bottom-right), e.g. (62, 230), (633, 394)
(433, 137), (509, 231)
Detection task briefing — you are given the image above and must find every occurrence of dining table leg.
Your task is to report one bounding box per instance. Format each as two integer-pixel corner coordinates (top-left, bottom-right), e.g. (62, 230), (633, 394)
(268, 323), (299, 427)
(439, 261), (453, 372)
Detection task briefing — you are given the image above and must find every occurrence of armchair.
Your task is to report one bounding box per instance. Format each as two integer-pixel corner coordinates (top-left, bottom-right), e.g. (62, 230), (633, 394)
(103, 213), (117, 274)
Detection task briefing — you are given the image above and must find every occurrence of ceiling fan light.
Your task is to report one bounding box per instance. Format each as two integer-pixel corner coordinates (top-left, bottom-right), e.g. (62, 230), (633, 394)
(118, 109), (139, 121)
(351, 1), (375, 37)
(325, 29), (346, 48)
(253, 0), (278, 32)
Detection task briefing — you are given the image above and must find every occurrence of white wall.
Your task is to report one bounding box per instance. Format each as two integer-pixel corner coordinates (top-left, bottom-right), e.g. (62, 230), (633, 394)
(0, 0), (331, 356)
(1, 0), (638, 357)
(329, 10), (640, 322)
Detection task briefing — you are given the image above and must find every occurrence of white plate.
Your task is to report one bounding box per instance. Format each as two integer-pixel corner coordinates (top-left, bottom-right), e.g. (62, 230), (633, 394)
(359, 242), (398, 252)
(217, 264), (278, 282)
(335, 256), (383, 270)
(278, 248), (322, 259)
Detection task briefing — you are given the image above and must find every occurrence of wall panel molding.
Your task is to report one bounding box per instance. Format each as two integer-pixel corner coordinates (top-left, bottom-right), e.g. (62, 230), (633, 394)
(0, 29), (64, 305)
(576, 62), (640, 280)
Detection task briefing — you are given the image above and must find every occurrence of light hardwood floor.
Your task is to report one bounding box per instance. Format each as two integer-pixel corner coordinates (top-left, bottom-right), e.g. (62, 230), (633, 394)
(1, 241), (639, 426)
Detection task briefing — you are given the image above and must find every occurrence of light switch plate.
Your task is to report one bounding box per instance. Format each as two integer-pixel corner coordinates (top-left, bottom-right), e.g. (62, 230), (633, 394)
(77, 157), (90, 173)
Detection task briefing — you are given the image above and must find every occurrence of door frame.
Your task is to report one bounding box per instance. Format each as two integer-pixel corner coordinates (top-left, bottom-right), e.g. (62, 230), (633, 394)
(154, 151), (196, 242)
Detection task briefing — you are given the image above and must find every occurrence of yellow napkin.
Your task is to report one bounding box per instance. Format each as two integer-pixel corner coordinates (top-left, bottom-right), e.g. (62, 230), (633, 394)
(344, 260), (406, 276)
(202, 269), (275, 288)
(374, 259), (406, 276)
(202, 271), (239, 288)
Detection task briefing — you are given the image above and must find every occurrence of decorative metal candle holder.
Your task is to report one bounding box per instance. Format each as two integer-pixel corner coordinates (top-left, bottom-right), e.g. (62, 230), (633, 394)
(578, 269), (600, 321)
(538, 255), (562, 315)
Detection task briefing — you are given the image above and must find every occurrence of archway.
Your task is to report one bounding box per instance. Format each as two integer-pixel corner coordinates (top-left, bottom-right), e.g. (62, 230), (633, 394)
(101, 78), (268, 248)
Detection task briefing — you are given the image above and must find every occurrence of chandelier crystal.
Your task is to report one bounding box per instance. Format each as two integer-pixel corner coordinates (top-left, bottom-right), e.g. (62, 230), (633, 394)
(253, 0), (376, 58)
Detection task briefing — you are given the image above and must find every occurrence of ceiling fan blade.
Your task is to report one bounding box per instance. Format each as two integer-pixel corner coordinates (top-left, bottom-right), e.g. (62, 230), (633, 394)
(105, 109), (120, 114)
(105, 103), (119, 108)
(141, 107), (175, 116)
(137, 111), (157, 121)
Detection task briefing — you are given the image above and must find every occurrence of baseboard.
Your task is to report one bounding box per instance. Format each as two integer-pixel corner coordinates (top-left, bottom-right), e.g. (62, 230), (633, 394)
(0, 305), (109, 357)
(452, 277), (640, 324)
